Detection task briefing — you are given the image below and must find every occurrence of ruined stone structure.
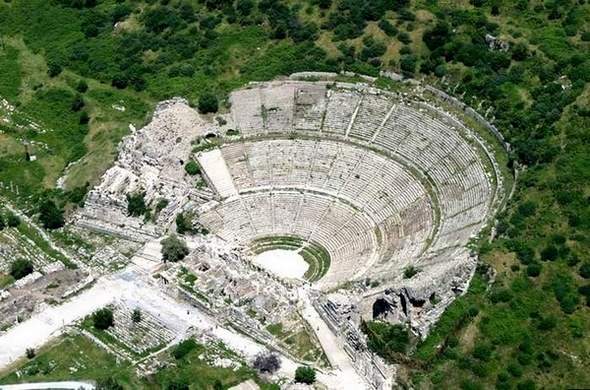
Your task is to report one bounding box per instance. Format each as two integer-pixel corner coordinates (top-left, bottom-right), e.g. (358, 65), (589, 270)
(66, 74), (509, 389)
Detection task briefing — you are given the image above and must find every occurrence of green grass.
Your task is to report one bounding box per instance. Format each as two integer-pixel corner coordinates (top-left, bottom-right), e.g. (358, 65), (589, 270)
(0, 44), (22, 101)
(0, 274), (15, 289)
(0, 332), (277, 389)
(0, 333), (140, 387)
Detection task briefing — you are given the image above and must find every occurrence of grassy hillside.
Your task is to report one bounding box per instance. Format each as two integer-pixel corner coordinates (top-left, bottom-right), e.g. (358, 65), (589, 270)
(0, 0), (588, 388)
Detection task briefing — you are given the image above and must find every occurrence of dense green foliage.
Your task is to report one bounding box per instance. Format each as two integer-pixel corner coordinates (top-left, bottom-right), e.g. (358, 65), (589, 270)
(92, 308), (114, 330)
(38, 199), (65, 230)
(184, 160), (201, 176)
(0, 334), (277, 389)
(294, 366), (316, 384)
(172, 338), (198, 360)
(362, 320), (410, 361)
(0, 0), (588, 387)
(10, 258), (33, 280)
(161, 234), (189, 262)
(126, 192), (148, 217)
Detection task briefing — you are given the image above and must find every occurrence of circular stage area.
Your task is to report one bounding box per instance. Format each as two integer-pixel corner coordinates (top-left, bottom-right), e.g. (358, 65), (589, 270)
(252, 249), (309, 279)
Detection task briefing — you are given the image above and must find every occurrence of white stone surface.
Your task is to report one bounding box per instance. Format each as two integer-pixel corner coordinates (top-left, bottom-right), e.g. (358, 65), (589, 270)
(252, 249), (309, 279)
(196, 149), (238, 198)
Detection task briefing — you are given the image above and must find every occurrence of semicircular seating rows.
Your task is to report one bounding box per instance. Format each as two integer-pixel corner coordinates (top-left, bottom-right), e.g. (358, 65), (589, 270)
(197, 81), (498, 289)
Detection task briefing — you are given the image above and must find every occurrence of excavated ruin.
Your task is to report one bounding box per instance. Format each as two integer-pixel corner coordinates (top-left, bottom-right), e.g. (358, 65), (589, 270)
(70, 72), (510, 389)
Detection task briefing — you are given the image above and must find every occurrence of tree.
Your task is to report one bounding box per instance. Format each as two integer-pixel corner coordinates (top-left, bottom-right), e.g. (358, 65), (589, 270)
(10, 259), (33, 280)
(198, 93), (219, 114)
(253, 352), (281, 374)
(71, 94), (85, 111)
(47, 60), (62, 77)
(93, 308), (114, 330)
(172, 338), (197, 359)
(423, 22), (451, 51)
(127, 192), (147, 217)
(79, 111), (90, 125)
(0, 216), (5, 230)
(26, 348), (36, 359)
(184, 160), (201, 175)
(378, 19), (398, 37)
(76, 79), (88, 93)
(6, 212), (20, 227)
(295, 366), (316, 384)
(175, 212), (194, 235)
(165, 379), (189, 390)
(580, 263), (590, 279)
(132, 308), (142, 324)
(38, 199), (65, 229)
(161, 235), (189, 262)
(526, 262), (542, 277)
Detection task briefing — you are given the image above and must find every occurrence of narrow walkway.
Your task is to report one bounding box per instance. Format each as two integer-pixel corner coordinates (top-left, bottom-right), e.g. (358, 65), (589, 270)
(299, 288), (368, 390)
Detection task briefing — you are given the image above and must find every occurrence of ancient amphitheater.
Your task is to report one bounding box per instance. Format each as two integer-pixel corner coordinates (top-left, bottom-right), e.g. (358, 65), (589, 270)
(49, 72), (509, 389)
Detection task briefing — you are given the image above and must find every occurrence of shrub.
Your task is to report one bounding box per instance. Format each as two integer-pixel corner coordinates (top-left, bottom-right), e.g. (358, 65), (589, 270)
(126, 192), (147, 217)
(362, 321), (409, 362)
(175, 212), (193, 235)
(403, 265), (419, 279)
(92, 308), (114, 330)
(423, 22), (451, 50)
(253, 352), (281, 373)
(71, 94), (85, 111)
(38, 199), (65, 229)
(132, 308), (142, 323)
(540, 245), (559, 261)
(400, 55), (417, 74)
(172, 338), (197, 359)
(472, 343), (493, 361)
(79, 111), (90, 125)
(10, 259), (33, 280)
(76, 79), (88, 93)
(155, 198), (169, 213)
(184, 160), (201, 175)
(579, 263), (590, 279)
(6, 212), (20, 227)
(537, 315), (557, 331)
(378, 19), (398, 37)
(398, 32), (411, 45)
(161, 234), (189, 262)
(295, 366), (316, 384)
(165, 378), (189, 390)
(26, 348), (35, 359)
(198, 93), (219, 114)
(526, 262), (542, 277)
(47, 61), (62, 77)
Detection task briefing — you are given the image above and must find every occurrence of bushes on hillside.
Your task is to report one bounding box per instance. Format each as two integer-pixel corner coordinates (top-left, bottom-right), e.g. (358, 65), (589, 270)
(10, 259), (34, 280)
(6, 212), (20, 228)
(362, 321), (410, 362)
(198, 93), (219, 114)
(38, 199), (65, 229)
(172, 338), (197, 359)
